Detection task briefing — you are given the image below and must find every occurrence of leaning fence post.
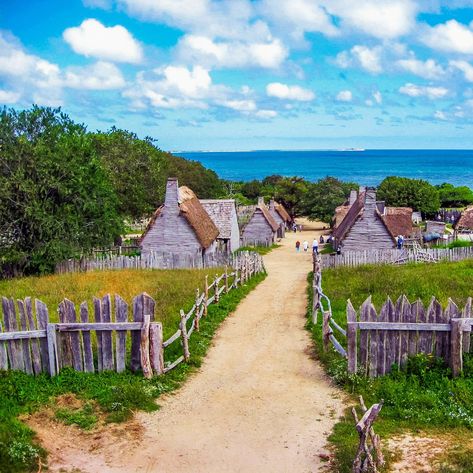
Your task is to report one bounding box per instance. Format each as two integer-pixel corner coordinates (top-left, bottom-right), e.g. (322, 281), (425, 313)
(180, 309), (190, 361)
(149, 322), (164, 375)
(322, 311), (332, 352)
(215, 274), (220, 303)
(140, 314), (152, 379)
(450, 318), (464, 377)
(204, 275), (209, 316)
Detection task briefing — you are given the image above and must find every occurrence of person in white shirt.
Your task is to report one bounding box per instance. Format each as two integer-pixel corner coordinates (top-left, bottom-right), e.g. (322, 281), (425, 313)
(303, 240), (309, 252)
(312, 238), (319, 254)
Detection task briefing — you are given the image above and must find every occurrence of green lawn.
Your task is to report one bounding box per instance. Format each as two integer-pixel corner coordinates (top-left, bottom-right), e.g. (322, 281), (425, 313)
(308, 261), (473, 472)
(0, 270), (266, 473)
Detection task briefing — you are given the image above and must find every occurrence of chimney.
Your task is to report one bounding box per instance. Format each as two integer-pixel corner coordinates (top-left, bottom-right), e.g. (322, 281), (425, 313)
(364, 187), (377, 211)
(257, 196), (265, 207)
(376, 201), (386, 215)
(165, 177), (179, 214)
(269, 199), (276, 210)
(359, 185), (366, 194)
(349, 190), (357, 206)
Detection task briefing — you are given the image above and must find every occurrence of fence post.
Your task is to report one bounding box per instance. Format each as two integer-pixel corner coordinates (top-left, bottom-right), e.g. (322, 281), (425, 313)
(180, 309), (190, 361)
(140, 314), (153, 379)
(215, 274), (219, 303)
(46, 323), (58, 376)
(194, 288), (200, 332)
(204, 275), (209, 316)
(450, 318), (464, 377)
(149, 322), (164, 376)
(347, 300), (358, 374)
(312, 282), (319, 325)
(224, 266), (229, 294)
(322, 311), (332, 352)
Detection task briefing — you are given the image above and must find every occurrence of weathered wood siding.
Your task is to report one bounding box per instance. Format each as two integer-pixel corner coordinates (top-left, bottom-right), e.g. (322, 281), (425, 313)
(141, 179), (215, 256)
(229, 208), (241, 252)
(341, 190), (394, 251)
(241, 210), (275, 245)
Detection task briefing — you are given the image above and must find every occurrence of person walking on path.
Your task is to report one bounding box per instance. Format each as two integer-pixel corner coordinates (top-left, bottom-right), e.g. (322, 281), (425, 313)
(312, 238), (319, 254)
(303, 240), (309, 252)
(295, 240), (301, 252)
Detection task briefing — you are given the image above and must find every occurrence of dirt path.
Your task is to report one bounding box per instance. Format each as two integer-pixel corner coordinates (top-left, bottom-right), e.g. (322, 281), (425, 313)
(36, 219), (345, 473)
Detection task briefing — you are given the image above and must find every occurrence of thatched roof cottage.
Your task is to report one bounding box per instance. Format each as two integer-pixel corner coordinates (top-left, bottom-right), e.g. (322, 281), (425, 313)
(455, 205), (473, 233)
(239, 197), (279, 246)
(200, 199), (240, 253)
(333, 187), (413, 251)
(140, 178), (219, 256)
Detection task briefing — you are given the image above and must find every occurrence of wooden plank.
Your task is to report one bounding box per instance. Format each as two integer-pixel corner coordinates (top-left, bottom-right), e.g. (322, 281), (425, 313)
(347, 300), (357, 374)
(80, 302), (94, 373)
(180, 309), (190, 361)
(194, 288), (200, 332)
(58, 300), (73, 369)
(56, 322), (142, 331)
(101, 294), (114, 371)
(46, 323), (58, 376)
(399, 296), (411, 368)
(163, 329), (181, 348)
(424, 297), (437, 356)
(431, 298), (445, 359)
(444, 299), (459, 364)
(359, 297), (371, 375)
(407, 298), (419, 357)
(322, 311), (332, 352)
(65, 299), (83, 372)
(163, 355), (184, 373)
(376, 300), (388, 376)
(140, 313), (152, 378)
(115, 296), (128, 373)
(150, 322), (164, 375)
(413, 300), (428, 354)
(462, 298), (472, 353)
(3, 297), (24, 371)
(383, 298), (396, 374)
(17, 299), (33, 375)
(25, 297), (42, 375)
(0, 322), (8, 370)
(450, 318), (464, 377)
(131, 294), (143, 372)
(35, 299), (50, 373)
(368, 302), (378, 377)
(93, 297), (103, 372)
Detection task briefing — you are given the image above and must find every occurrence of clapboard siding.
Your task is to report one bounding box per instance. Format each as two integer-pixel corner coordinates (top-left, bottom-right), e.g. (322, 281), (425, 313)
(241, 210), (276, 245)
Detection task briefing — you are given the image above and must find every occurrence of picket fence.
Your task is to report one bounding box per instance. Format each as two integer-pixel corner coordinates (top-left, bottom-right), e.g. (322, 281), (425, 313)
(56, 250), (237, 274)
(1, 252), (264, 377)
(312, 254), (473, 377)
(320, 246), (473, 269)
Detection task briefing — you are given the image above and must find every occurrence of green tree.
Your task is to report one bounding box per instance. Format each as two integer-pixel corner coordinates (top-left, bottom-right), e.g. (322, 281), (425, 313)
(0, 106), (122, 276)
(240, 179), (263, 200)
(377, 176), (440, 216)
(436, 183), (473, 208)
(273, 176), (309, 216)
(302, 177), (357, 223)
(92, 128), (168, 220)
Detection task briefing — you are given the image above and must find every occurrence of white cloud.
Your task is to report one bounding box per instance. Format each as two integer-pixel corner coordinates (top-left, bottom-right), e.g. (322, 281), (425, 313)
(396, 57), (445, 79)
(373, 90), (382, 104)
(266, 82), (315, 101)
(177, 35), (288, 69)
(63, 19), (143, 63)
(421, 19), (473, 54)
(256, 109), (278, 118)
(64, 62), (126, 90)
(336, 90), (353, 102)
(222, 99), (257, 112)
(0, 89), (21, 104)
(399, 83), (449, 99)
(335, 45), (383, 73)
(83, 0), (112, 8)
(450, 60), (473, 82)
(434, 110), (447, 120)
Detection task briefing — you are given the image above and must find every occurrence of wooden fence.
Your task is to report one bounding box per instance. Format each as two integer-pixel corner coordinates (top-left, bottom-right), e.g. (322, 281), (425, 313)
(1, 253), (265, 377)
(347, 296), (473, 377)
(56, 250), (239, 274)
(320, 246), (473, 269)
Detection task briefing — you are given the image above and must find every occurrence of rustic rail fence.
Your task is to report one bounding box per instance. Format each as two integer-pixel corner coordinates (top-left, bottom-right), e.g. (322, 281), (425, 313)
(320, 246), (473, 269)
(1, 252), (265, 377)
(56, 250), (238, 274)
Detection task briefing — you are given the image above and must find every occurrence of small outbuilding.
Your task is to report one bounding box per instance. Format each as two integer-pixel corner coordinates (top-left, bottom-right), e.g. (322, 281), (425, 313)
(200, 199), (240, 253)
(239, 197), (279, 246)
(268, 199), (292, 238)
(333, 187), (413, 251)
(455, 205), (473, 234)
(140, 178), (219, 257)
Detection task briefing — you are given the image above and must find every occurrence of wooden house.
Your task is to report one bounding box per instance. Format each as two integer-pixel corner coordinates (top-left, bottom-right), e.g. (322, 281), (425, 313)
(425, 220), (446, 235)
(140, 178), (219, 257)
(268, 199), (292, 238)
(455, 205), (473, 234)
(239, 197), (279, 246)
(332, 188), (413, 251)
(200, 199), (240, 253)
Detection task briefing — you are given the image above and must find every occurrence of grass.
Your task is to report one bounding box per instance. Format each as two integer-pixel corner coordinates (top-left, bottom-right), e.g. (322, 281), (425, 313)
(237, 244), (280, 255)
(0, 269), (221, 337)
(435, 240), (473, 249)
(0, 270), (266, 473)
(307, 261), (473, 472)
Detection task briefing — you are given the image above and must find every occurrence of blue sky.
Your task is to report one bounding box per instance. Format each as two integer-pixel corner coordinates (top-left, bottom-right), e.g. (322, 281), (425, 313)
(2, 1), (473, 150)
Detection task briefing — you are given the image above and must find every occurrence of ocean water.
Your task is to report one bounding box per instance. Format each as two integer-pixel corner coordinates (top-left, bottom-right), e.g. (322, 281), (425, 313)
(176, 149), (473, 187)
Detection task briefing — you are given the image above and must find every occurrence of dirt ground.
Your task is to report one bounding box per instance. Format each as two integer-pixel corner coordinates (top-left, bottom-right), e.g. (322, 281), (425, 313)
(30, 218), (345, 473)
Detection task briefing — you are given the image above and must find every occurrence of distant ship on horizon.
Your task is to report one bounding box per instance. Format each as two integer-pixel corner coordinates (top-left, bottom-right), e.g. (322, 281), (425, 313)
(339, 147), (366, 152)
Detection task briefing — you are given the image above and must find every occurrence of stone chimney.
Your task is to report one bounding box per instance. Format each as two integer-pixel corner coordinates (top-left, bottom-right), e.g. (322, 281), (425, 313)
(349, 190), (357, 206)
(257, 196), (265, 207)
(165, 177), (179, 215)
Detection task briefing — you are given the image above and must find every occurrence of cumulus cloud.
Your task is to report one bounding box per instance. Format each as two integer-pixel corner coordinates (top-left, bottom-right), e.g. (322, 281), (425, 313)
(373, 90), (382, 104)
(399, 83), (449, 99)
(266, 82), (315, 101)
(177, 35), (288, 69)
(64, 61), (126, 90)
(396, 57), (445, 80)
(335, 45), (383, 73)
(63, 19), (143, 63)
(336, 90), (353, 102)
(0, 89), (21, 103)
(421, 19), (473, 54)
(450, 60), (473, 82)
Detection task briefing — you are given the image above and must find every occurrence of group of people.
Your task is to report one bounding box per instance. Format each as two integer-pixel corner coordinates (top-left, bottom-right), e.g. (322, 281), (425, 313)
(295, 238), (320, 254)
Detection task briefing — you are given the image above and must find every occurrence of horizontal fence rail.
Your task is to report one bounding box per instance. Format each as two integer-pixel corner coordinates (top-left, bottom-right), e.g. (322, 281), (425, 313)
(320, 246), (473, 269)
(1, 252), (265, 378)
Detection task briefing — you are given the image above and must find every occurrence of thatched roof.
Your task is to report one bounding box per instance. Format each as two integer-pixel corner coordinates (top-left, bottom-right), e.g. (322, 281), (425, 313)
(200, 199), (237, 239)
(178, 186), (219, 248)
(382, 207), (413, 237)
(332, 192), (365, 241)
(275, 203), (291, 222)
(456, 205), (473, 230)
(258, 203), (279, 232)
(333, 204), (350, 229)
(238, 203), (279, 233)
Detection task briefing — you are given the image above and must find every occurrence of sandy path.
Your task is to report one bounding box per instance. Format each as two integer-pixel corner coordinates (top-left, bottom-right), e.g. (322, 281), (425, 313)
(39, 219), (345, 473)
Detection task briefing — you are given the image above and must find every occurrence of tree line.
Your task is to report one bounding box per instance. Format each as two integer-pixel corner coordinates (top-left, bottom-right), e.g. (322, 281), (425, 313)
(2, 106), (472, 277)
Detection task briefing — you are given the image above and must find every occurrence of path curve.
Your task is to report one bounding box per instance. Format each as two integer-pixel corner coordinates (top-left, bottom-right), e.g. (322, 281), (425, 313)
(40, 219), (345, 473)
